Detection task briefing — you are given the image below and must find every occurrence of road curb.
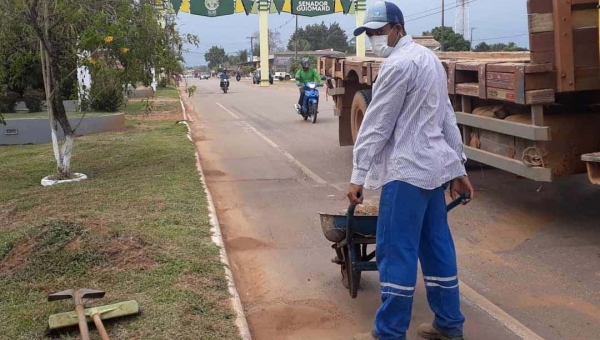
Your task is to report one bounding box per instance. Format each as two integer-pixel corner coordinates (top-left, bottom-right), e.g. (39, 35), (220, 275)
(178, 92), (253, 340)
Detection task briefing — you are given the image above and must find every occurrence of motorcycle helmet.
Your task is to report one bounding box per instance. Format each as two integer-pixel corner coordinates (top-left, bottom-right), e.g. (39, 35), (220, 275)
(301, 58), (310, 70)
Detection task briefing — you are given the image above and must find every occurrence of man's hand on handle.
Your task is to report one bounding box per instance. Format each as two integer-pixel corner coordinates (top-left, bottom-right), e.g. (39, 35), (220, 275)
(347, 184), (364, 205)
(450, 176), (474, 204)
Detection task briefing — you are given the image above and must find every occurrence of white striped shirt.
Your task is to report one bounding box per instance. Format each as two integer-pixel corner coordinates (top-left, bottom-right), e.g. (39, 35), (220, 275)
(351, 35), (466, 190)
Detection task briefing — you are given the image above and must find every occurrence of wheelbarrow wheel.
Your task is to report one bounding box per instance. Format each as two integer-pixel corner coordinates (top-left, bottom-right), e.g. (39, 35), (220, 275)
(343, 245), (361, 298)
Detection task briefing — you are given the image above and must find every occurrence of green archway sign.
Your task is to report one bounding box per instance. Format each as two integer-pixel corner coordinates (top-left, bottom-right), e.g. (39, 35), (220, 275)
(171, 0), (356, 17)
(171, 0), (366, 86)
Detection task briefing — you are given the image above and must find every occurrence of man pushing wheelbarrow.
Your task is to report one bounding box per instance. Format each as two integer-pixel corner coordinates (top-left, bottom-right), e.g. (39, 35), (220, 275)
(346, 2), (474, 339)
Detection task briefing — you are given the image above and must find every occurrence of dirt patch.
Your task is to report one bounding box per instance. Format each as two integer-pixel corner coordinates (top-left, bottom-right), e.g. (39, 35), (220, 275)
(0, 201), (18, 228)
(204, 169), (226, 177)
(97, 236), (156, 270)
(248, 299), (353, 339)
(339, 205), (379, 216)
(126, 112), (181, 121)
(128, 98), (180, 102)
(225, 236), (274, 252)
(0, 236), (36, 273)
(516, 294), (600, 323)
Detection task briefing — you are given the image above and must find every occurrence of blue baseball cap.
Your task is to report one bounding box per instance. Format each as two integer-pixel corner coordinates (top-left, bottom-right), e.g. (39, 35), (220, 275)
(353, 1), (405, 37)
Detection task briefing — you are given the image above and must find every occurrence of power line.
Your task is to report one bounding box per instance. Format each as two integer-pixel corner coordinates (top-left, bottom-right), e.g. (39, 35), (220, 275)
(404, 1), (459, 18)
(472, 33), (528, 42)
(405, 0), (480, 23)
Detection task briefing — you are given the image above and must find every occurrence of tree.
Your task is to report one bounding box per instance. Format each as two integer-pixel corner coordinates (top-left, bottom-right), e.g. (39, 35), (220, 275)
(473, 42), (491, 52)
(252, 30), (284, 56)
(474, 41), (528, 52)
(0, 0), (195, 179)
(288, 22), (349, 52)
(204, 46), (228, 69)
(238, 49), (248, 63)
(423, 26), (470, 52)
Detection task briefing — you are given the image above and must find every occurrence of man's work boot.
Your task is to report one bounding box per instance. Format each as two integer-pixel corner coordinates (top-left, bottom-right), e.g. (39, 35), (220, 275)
(417, 323), (464, 340)
(351, 331), (378, 340)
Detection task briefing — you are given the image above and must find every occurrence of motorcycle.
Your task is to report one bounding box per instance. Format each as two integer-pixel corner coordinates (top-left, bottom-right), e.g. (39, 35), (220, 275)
(296, 82), (320, 123)
(235, 73), (241, 81)
(220, 78), (230, 94)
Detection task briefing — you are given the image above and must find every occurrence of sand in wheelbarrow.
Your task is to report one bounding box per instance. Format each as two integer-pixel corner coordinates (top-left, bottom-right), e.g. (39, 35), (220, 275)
(339, 205), (379, 216)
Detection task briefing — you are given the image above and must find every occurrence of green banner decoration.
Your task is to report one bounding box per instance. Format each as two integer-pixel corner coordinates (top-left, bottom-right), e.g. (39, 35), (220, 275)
(170, 0), (183, 13)
(273, 0), (285, 13)
(241, 0), (254, 14)
(291, 0), (334, 17)
(189, 0), (235, 17)
(340, 0), (352, 14)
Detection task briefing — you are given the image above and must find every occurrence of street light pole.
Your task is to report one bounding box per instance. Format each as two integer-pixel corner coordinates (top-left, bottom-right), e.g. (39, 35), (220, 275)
(246, 36), (255, 62)
(440, 0), (445, 52)
(294, 15), (298, 59)
(470, 27), (476, 49)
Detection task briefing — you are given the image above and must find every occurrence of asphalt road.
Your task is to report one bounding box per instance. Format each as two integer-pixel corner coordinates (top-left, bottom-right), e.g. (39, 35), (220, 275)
(185, 77), (600, 340)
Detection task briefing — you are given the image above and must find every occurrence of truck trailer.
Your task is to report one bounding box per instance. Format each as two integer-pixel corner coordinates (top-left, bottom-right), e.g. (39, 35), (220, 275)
(319, 0), (600, 184)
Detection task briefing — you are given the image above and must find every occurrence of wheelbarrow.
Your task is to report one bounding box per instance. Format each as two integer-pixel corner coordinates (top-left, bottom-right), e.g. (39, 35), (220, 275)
(319, 194), (469, 298)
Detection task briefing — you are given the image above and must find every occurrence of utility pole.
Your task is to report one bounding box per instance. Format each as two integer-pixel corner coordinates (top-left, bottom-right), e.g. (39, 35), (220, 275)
(440, 0), (445, 52)
(470, 27), (476, 50)
(246, 36), (255, 62)
(294, 15), (298, 59)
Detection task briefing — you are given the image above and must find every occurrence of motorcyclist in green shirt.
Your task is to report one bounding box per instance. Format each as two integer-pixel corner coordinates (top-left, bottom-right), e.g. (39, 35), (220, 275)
(295, 58), (322, 113)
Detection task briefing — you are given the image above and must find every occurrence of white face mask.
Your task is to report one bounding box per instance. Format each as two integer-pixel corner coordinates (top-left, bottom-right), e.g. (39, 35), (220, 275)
(369, 35), (394, 58)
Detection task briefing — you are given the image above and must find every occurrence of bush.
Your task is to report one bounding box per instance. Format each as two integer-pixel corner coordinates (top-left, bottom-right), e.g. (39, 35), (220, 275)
(89, 69), (124, 112)
(158, 77), (169, 88)
(22, 89), (45, 113)
(0, 86), (21, 113)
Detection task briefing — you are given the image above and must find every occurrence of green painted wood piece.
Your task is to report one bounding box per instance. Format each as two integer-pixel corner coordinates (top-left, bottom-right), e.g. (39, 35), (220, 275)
(48, 300), (139, 330)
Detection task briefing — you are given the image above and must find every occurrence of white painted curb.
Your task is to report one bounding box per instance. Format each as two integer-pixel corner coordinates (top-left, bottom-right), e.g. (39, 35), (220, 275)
(179, 94), (253, 340)
(41, 173), (88, 186)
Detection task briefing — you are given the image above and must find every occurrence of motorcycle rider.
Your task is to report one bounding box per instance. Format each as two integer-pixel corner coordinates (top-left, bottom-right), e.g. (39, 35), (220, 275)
(295, 58), (322, 113)
(219, 67), (229, 89)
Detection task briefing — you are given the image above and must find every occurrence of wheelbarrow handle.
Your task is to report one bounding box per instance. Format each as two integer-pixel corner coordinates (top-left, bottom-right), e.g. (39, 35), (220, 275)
(446, 193), (471, 212)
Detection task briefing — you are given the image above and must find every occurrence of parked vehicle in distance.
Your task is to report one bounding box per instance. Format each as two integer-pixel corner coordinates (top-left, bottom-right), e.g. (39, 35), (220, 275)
(274, 71), (291, 81)
(200, 73), (210, 80)
(253, 69), (274, 85)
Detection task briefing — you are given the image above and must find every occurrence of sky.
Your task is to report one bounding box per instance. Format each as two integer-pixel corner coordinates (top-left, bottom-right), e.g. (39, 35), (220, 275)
(176, 0), (529, 66)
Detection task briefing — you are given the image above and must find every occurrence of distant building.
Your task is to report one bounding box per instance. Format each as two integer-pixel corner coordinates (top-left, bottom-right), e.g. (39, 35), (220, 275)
(239, 50), (346, 71)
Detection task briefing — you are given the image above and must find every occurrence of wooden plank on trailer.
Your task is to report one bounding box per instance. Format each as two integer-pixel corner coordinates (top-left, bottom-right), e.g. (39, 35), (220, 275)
(456, 83), (480, 97)
(448, 62), (456, 94)
(573, 27), (600, 68)
(487, 72), (515, 90)
(572, 8), (598, 28)
(575, 67), (600, 91)
(571, 0), (598, 5)
(530, 51), (555, 65)
(552, 0), (576, 92)
(455, 112), (551, 141)
(328, 87), (345, 96)
(464, 146), (553, 182)
(526, 72), (556, 90)
(524, 63), (555, 73)
(526, 89), (555, 104)
(530, 31), (556, 52)
(478, 64), (487, 99)
(487, 87), (516, 102)
(528, 0), (553, 14)
(456, 62), (481, 71)
(529, 13), (555, 33)
(437, 51), (530, 59)
(515, 66), (526, 104)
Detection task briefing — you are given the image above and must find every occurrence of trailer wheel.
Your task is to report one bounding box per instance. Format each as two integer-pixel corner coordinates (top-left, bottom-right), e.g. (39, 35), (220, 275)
(351, 90), (372, 143)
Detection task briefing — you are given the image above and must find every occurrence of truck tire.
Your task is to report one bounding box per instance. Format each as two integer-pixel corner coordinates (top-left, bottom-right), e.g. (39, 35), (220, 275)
(351, 90), (372, 143)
